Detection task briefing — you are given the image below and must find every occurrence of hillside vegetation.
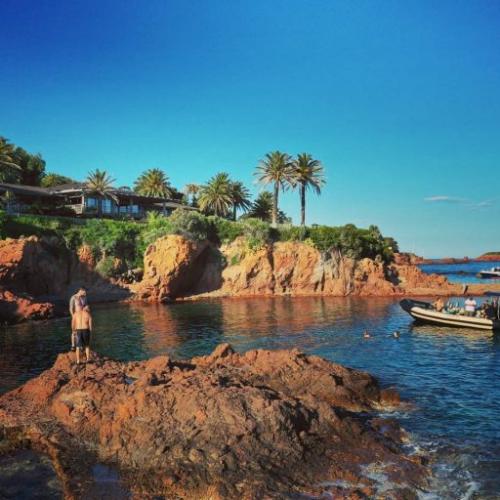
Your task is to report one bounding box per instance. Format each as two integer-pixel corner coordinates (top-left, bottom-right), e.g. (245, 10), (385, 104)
(0, 210), (398, 278)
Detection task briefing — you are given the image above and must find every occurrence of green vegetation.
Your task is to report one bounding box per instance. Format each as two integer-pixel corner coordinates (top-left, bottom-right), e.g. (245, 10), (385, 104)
(255, 151), (294, 227)
(0, 137), (44, 184)
(0, 210), (398, 272)
(134, 168), (173, 198)
(292, 153), (325, 226)
(1, 138), (323, 229)
(0, 138), (398, 268)
(41, 173), (76, 188)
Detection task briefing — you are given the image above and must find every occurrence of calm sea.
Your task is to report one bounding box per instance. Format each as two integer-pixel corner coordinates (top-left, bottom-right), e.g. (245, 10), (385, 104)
(419, 260), (500, 284)
(1, 294), (499, 498)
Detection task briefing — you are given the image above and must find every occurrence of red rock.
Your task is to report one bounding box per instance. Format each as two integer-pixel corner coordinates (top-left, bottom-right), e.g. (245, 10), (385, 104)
(0, 345), (427, 498)
(0, 236), (130, 324)
(0, 287), (54, 323)
(131, 235), (211, 301)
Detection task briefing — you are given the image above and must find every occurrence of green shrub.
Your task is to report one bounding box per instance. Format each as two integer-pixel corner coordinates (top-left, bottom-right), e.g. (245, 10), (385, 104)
(95, 256), (117, 278)
(241, 218), (271, 251)
(276, 224), (308, 242)
(208, 216), (244, 244)
(78, 219), (141, 269)
(168, 209), (211, 242)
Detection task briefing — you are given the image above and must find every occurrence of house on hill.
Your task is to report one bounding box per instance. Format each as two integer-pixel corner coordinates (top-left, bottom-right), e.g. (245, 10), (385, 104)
(0, 182), (195, 218)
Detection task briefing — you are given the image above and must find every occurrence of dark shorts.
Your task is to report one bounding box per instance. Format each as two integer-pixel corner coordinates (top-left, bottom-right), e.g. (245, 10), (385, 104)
(75, 329), (91, 348)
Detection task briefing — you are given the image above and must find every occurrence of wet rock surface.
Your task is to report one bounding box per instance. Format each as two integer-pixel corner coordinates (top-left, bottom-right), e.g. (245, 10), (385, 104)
(0, 344), (427, 498)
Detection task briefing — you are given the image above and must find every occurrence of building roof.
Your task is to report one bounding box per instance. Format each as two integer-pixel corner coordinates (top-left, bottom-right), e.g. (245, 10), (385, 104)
(0, 182), (62, 198)
(0, 182), (196, 209)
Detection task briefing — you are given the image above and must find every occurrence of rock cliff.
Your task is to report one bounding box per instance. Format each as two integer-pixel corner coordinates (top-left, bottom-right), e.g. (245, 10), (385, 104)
(0, 236), (129, 323)
(131, 235), (459, 301)
(0, 345), (427, 498)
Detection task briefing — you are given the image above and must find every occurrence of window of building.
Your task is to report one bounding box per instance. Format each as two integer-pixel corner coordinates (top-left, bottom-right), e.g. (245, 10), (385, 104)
(86, 197), (98, 208)
(102, 199), (113, 214)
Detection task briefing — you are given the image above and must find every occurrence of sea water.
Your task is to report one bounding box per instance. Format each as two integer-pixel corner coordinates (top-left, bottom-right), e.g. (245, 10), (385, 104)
(1, 296), (499, 498)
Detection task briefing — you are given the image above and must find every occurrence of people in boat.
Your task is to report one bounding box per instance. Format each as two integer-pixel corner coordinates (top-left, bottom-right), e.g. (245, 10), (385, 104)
(464, 297), (477, 317)
(71, 305), (93, 365)
(433, 297), (445, 312)
(69, 287), (88, 351)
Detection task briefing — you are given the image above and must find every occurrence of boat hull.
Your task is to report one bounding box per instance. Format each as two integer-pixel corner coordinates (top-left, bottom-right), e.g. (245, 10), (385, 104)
(478, 272), (500, 279)
(400, 299), (500, 331)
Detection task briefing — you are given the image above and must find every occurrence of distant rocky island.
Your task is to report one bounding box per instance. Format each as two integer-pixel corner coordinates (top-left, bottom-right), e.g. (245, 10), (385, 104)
(422, 252), (500, 265)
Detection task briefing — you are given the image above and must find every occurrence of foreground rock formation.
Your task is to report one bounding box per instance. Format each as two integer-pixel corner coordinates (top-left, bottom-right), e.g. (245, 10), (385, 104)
(0, 345), (427, 498)
(0, 236), (129, 323)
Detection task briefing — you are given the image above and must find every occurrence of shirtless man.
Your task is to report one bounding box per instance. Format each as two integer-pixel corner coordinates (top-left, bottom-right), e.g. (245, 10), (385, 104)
(71, 305), (93, 365)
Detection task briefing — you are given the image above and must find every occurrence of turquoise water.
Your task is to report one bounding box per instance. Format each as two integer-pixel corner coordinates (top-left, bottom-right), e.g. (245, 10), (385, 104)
(420, 260), (500, 284)
(1, 297), (499, 498)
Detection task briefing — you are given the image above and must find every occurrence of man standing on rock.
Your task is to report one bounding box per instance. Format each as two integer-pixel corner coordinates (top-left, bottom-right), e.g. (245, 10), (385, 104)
(69, 287), (87, 351)
(71, 305), (93, 365)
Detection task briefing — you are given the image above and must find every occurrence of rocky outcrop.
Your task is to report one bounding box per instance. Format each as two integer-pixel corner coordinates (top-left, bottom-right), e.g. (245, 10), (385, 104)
(0, 345), (427, 498)
(0, 236), (130, 324)
(131, 235), (213, 301)
(0, 288), (54, 324)
(131, 236), (462, 301)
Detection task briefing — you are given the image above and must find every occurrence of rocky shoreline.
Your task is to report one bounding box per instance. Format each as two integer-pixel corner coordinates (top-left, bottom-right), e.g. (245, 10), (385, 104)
(1, 235), (499, 324)
(0, 344), (428, 498)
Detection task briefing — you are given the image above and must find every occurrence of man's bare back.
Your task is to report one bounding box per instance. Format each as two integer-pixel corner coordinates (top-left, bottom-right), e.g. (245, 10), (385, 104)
(72, 309), (92, 331)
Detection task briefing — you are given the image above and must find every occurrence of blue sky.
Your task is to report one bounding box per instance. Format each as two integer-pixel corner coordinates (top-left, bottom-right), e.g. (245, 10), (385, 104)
(1, 0), (499, 257)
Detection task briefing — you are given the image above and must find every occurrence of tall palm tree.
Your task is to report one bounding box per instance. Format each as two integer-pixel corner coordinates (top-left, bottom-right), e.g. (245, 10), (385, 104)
(198, 172), (233, 216)
(86, 169), (117, 216)
(183, 183), (200, 206)
(0, 137), (20, 181)
(230, 181), (252, 220)
(255, 151), (294, 227)
(134, 168), (173, 198)
(292, 153), (325, 226)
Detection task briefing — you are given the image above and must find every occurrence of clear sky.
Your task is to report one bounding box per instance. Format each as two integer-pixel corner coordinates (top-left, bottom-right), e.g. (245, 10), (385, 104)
(1, 0), (499, 257)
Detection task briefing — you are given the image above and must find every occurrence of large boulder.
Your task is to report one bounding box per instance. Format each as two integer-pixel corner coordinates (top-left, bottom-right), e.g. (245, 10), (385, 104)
(0, 345), (427, 498)
(132, 235), (211, 301)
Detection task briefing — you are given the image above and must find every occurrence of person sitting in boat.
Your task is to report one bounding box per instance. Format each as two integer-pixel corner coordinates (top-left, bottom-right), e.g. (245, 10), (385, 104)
(464, 297), (477, 317)
(433, 297), (445, 312)
(482, 300), (497, 319)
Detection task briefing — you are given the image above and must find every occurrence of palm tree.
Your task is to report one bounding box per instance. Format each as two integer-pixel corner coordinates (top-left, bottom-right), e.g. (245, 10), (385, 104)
(86, 169), (117, 216)
(198, 172), (233, 216)
(255, 151), (294, 227)
(246, 191), (290, 223)
(292, 153), (325, 226)
(183, 183), (200, 206)
(134, 168), (173, 198)
(230, 181), (252, 220)
(0, 137), (20, 181)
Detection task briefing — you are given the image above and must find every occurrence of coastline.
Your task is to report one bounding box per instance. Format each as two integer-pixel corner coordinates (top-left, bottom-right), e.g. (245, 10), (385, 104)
(2, 234), (500, 325)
